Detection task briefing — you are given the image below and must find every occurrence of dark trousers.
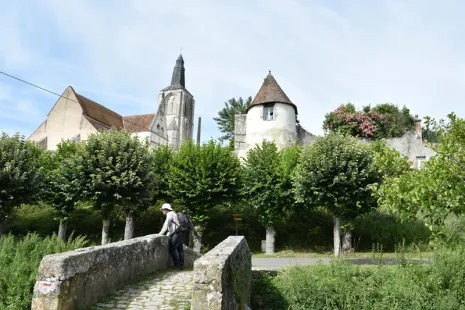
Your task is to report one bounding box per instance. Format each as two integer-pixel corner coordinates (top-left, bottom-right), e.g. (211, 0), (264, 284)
(169, 232), (185, 267)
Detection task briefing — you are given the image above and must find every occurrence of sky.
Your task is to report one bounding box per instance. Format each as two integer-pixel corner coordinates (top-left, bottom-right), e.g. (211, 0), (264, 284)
(1, 0), (464, 142)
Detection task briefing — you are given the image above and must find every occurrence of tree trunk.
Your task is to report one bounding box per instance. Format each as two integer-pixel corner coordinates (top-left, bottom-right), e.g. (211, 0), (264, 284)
(58, 219), (68, 240)
(101, 218), (110, 245)
(193, 224), (204, 254)
(342, 229), (353, 253)
(124, 212), (135, 240)
(266, 226), (276, 255)
(333, 217), (341, 257)
(0, 217), (4, 238)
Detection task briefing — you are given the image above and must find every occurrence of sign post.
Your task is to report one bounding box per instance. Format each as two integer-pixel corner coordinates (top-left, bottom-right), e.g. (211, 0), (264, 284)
(232, 214), (242, 236)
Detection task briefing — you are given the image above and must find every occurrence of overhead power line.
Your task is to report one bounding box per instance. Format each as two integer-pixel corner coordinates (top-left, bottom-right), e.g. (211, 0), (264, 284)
(0, 70), (150, 131)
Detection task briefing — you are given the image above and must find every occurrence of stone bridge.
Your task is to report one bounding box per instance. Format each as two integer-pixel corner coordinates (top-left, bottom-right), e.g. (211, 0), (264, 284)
(31, 235), (251, 310)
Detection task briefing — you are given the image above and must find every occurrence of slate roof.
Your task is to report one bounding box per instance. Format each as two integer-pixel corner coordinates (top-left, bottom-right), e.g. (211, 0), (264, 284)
(247, 72), (297, 114)
(123, 114), (155, 133)
(162, 54), (190, 94)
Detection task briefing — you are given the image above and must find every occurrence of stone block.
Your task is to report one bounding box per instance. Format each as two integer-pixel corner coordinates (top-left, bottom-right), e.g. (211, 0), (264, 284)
(191, 236), (252, 310)
(31, 234), (201, 310)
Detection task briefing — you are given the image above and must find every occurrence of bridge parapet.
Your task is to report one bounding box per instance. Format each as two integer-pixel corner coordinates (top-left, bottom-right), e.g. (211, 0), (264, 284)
(31, 234), (200, 310)
(191, 236), (252, 310)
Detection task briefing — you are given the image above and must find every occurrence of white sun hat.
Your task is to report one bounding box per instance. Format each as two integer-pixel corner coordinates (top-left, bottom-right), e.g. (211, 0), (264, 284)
(160, 203), (173, 211)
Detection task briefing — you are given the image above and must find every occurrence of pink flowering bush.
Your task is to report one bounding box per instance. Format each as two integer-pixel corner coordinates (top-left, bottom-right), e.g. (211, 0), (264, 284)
(323, 103), (416, 139)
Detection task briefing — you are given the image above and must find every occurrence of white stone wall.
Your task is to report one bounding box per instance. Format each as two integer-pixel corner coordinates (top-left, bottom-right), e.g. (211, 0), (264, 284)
(244, 103), (297, 154)
(131, 131), (150, 142)
(386, 131), (436, 169)
(29, 87), (101, 151)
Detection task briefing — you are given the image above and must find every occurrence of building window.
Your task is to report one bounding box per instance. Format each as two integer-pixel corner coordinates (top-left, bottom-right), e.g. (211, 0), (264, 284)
(417, 156), (426, 169)
(263, 104), (275, 121)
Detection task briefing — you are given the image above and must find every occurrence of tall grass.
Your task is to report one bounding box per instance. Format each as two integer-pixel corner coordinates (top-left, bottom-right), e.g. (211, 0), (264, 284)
(252, 246), (465, 310)
(0, 233), (88, 310)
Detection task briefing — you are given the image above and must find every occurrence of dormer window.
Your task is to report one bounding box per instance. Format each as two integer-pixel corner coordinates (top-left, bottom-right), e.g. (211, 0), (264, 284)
(263, 104), (275, 121)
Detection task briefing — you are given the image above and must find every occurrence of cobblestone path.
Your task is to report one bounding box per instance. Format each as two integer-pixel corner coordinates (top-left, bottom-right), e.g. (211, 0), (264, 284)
(95, 270), (193, 310)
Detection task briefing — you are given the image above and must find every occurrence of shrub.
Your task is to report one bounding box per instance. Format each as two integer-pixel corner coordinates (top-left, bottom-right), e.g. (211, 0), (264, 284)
(353, 212), (430, 251)
(0, 233), (88, 309)
(251, 246), (465, 310)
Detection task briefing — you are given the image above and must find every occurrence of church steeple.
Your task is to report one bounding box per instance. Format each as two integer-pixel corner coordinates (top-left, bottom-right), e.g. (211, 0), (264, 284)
(170, 54), (185, 88)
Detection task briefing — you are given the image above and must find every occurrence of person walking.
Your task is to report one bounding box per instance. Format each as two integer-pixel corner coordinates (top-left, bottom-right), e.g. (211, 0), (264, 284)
(158, 203), (185, 269)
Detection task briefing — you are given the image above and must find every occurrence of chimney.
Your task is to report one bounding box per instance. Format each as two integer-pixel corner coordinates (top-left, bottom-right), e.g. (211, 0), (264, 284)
(414, 114), (422, 139)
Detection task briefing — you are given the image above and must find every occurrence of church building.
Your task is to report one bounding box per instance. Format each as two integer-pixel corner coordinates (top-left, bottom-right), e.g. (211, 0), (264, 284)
(29, 55), (194, 151)
(234, 72), (314, 158)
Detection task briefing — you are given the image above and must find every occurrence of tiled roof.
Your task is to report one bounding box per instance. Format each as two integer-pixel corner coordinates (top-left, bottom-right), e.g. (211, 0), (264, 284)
(247, 72), (297, 114)
(71, 88), (124, 128)
(123, 114), (155, 133)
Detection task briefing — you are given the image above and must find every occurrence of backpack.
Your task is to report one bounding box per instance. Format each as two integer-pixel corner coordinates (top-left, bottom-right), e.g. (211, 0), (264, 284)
(176, 212), (190, 232)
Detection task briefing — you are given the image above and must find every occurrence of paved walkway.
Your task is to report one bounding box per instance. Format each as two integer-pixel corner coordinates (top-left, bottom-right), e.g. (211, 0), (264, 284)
(95, 270), (193, 310)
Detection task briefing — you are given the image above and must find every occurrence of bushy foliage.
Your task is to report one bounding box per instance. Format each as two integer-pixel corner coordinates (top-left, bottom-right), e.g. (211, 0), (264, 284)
(252, 246), (465, 310)
(5, 204), (430, 253)
(0, 133), (43, 235)
(376, 114), (465, 241)
(422, 116), (447, 143)
(0, 233), (88, 309)
(294, 133), (378, 219)
(353, 212), (430, 251)
(370, 141), (411, 180)
(40, 141), (80, 238)
(323, 103), (416, 139)
(151, 145), (174, 202)
(244, 142), (300, 227)
(77, 130), (155, 218)
(169, 140), (242, 223)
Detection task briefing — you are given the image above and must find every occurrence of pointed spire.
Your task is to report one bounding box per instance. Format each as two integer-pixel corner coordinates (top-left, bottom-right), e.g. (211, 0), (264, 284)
(170, 54), (185, 88)
(247, 72), (297, 114)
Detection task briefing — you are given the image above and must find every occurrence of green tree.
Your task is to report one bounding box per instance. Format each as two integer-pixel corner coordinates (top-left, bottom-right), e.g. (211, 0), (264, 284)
(323, 103), (416, 139)
(77, 130), (155, 244)
(422, 116), (447, 143)
(370, 141), (411, 180)
(371, 104), (416, 139)
(376, 114), (465, 243)
(337, 140), (411, 252)
(293, 133), (379, 256)
(169, 140), (242, 252)
(0, 133), (43, 237)
(152, 145), (174, 203)
(244, 142), (301, 254)
(40, 141), (80, 239)
(214, 97), (252, 146)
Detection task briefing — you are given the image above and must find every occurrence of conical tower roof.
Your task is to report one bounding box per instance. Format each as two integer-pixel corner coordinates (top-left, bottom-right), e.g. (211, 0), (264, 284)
(247, 72), (297, 114)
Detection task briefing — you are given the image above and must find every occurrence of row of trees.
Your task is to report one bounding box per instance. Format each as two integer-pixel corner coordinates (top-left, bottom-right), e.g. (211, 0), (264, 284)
(2, 127), (411, 255)
(244, 134), (410, 255)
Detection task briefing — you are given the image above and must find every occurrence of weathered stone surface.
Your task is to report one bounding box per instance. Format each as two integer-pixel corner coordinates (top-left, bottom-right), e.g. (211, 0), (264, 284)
(31, 234), (200, 310)
(95, 270), (195, 310)
(191, 236), (252, 310)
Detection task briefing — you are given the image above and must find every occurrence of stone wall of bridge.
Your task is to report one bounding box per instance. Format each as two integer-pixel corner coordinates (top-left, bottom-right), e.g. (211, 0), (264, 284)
(31, 234), (200, 310)
(191, 236), (252, 310)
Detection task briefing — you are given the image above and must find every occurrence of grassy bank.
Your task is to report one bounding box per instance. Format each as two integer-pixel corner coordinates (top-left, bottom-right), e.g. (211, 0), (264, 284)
(252, 249), (434, 259)
(0, 233), (88, 310)
(252, 247), (465, 310)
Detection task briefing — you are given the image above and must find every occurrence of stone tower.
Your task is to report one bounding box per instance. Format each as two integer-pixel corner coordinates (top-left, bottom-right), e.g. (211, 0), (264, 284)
(242, 72), (298, 155)
(150, 55), (195, 149)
